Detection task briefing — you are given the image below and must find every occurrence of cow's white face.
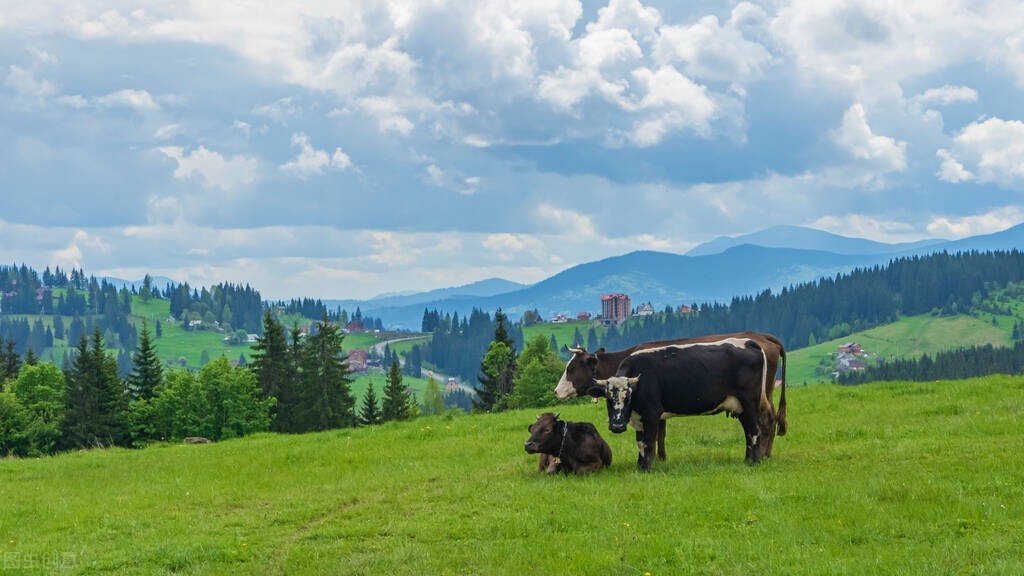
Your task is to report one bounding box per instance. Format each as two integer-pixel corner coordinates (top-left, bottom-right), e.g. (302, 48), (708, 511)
(554, 369), (576, 399)
(595, 375), (639, 433)
(554, 348), (596, 400)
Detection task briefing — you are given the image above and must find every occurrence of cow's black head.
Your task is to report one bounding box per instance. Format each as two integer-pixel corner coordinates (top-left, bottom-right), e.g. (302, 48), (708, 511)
(589, 375), (639, 434)
(554, 345), (604, 400)
(524, 412), (562, 454)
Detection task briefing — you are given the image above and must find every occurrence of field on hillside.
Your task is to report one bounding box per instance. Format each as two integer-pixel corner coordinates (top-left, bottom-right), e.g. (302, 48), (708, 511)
(786, 312), (1012, 384)
(2, 376), (1022, 575)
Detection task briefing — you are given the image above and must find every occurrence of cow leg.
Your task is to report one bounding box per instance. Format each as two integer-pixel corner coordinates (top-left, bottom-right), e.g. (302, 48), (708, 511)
(738, 398), (762, 464)
(634, 430), (646, 469)
(657, 419), (667, 461)
(637, 415), (658, 472)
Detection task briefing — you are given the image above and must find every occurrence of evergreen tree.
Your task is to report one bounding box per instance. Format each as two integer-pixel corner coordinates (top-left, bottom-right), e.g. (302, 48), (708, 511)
(127, 321), (162, 401)
(252, 310), (296, 432)
(155, 320), (162, 338)
(62, 329), (127, 448)
(359, 380), (382, 426)
(53, 315), (65, 341)
(382, 359), (412, 422)
(3, 340), (20, 383)
(297, 315), (355, 431)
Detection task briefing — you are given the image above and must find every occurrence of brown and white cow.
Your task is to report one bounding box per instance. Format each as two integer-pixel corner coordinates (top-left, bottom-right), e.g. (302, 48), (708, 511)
(591, 338), (769, 470)
(554, 331), (787, 460)
(524, 413), (612, 475)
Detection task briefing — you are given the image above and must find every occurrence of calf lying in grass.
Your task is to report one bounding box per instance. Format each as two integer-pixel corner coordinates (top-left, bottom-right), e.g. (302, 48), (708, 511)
(524, 413), (612, 475)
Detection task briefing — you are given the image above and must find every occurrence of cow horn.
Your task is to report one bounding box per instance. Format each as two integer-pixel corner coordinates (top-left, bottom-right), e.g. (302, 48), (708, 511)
(565, 344), (585, 355)
(593, 378), (609, 386)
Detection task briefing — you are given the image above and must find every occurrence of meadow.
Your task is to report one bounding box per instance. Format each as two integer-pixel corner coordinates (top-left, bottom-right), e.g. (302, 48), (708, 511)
(785, 312), (1011, 384)
(2, 375), (1022, 575)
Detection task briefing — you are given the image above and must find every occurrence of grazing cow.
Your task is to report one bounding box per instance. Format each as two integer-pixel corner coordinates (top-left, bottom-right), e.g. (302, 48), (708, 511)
(553, 331), (787, 460)
(590, 338), (769, 470)
(524, 413), (612, 475)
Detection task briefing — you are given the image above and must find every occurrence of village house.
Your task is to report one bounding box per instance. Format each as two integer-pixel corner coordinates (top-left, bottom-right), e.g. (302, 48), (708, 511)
(838, 342), (864, 355)
(347, 349), (368, 372)
(633, 303), (654, 317)
(576, 311), (592, 322)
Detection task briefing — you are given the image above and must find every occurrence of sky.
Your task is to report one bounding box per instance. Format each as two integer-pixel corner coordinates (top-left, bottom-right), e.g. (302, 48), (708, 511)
(2, 0), (1024, 301)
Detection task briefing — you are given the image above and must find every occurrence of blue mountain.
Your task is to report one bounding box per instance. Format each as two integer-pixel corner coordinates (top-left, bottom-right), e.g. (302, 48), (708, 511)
(353, 223), (1024, 330)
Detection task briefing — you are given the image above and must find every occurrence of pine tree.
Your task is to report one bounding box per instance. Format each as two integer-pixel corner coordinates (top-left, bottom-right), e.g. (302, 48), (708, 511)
(127, 321), (162, 401)
(297, 315), (355, 431)
(62, 329), (127, 448)
(252, 310), (296, 432)
(359, 380), (381, 426)
(382, 359), (412, 422)
(3, 340), (20, 383)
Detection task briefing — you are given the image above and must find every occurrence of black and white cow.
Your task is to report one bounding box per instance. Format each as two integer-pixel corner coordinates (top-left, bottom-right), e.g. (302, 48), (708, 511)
(554, 332), (787, 461)
(590, 338), (770, 470)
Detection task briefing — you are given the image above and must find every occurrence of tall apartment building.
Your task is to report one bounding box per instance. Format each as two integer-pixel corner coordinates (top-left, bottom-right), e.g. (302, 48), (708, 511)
(600, 293), (631, 326)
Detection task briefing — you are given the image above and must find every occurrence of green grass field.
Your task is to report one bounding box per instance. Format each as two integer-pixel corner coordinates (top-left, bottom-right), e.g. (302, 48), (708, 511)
(523, 320), (604, 351)
(786, 312), (1012, 385)
(2, 375), (1022, 575)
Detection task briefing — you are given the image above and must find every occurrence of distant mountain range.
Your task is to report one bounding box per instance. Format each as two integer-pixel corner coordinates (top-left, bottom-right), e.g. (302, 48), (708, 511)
(344, 222), (1024, 330)
(685, 225), (948, 256)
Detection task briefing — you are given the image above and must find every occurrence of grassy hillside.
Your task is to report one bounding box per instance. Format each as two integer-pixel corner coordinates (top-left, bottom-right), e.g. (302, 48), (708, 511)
(787, 311), (1013, 385)
(2, 376), (1022, 575)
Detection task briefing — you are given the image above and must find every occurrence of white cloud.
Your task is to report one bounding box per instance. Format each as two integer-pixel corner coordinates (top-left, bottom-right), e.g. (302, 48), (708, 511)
(4, 65), (56, 98)
(252, 97), (300, 124)
(95, 88), (159, 110)
(620, 66), (718, 145)
(654, 5), (773, 83)
(926, 206), (1024, 238)
(52, 229), (111, 270)
(483, 233), (534, 261)
(422, 164), (480, 196)
(939, 117), (1024, 189)
(832, 103), (907, 172)
(913, 85), (978, 106)
(935, 148), (973, 183)
(279, 132), (353, 179)
(153, 123), (184, 140)
(158, 145), (259, 191)
(811, 214), (923, 243)
(536, 203), (596, 239)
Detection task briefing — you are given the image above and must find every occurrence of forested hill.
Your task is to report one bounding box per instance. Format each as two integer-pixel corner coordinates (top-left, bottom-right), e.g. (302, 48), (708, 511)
(596, 250), (1024, 353)
(410, 250), (1024, 382)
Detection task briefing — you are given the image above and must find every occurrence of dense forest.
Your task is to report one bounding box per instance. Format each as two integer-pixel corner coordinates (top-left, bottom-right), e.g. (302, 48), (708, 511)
(411, 308), (525, 382)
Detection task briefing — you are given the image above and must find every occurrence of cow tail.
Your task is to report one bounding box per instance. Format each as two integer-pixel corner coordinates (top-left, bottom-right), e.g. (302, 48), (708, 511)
(777, 345), (788, 437)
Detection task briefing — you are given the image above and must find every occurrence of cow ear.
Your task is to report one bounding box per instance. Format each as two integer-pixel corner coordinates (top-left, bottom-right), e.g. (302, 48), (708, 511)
(585, 355), (599, 367)
(595, 347), (606, 355)
(586, 386), (606, 398)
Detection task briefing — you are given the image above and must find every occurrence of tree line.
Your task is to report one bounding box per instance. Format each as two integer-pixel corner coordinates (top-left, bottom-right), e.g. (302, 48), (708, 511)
(0, 312), (418, 457)
(838, 342), (1024, 384)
